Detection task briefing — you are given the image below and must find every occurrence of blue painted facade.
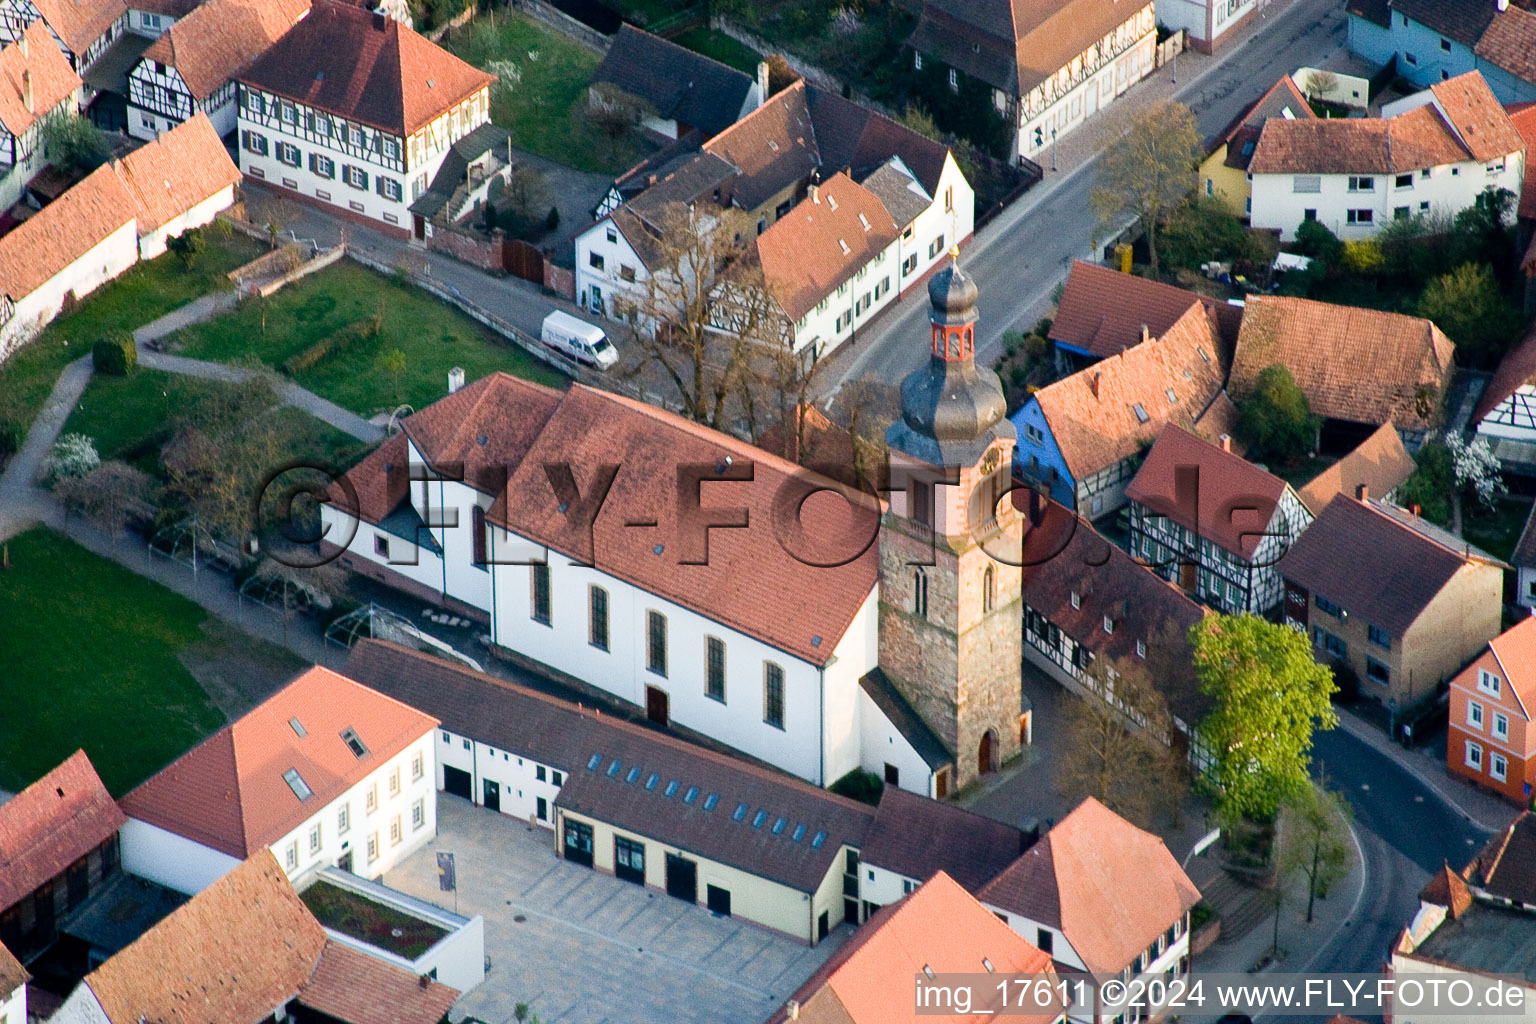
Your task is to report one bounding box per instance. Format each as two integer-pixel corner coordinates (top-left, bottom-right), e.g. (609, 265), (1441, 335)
(1010, 398), (1077, 508)
(1348, 9), (1536, 103)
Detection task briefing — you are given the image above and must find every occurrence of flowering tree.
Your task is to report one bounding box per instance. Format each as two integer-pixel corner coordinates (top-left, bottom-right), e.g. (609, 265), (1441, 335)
(46, 433), (99, 484)
(1445, 432), (1504, 507)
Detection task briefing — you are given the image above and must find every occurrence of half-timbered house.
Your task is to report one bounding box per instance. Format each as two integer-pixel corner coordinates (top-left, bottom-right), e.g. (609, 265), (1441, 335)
(0, 0), (126, 73)
(127, 0), (308, 140)
(1474, 320), (1536, 472)
(124, 0), (198, 41)
(233, 0), (493, 238)
(0, 21), (81, 208)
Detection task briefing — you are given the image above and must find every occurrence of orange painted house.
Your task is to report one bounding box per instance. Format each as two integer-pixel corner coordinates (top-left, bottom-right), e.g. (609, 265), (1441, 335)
(1447, 616), (1536, 804)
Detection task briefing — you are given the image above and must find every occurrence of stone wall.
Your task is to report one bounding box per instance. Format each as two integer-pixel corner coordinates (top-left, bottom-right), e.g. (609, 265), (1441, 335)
(544, 260), (575, 299)
(514, 0), (609, 53)
(429, 224), (505, 273)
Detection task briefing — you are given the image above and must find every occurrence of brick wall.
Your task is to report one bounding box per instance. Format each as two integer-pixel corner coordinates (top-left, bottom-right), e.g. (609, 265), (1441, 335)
(429, 224), (504, 272)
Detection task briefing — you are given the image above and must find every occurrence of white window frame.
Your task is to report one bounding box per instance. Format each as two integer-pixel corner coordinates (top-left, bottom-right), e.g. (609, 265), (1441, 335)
(1480, 670), (1503, 696)
(1494, 713), (1509, 741)
(1466, 740), (1483, 770)
(1491, 753), (1508, 782)
(1468, 700), (1484, 729)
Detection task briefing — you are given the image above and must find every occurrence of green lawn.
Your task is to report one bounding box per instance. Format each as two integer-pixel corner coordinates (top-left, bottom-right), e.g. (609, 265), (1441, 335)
(0, 231), (262, 440)
(169, 261), (564, 416)
(445, 15), (646, 174)
(670, 27), (761, 73)
(0, 527), (227, 796)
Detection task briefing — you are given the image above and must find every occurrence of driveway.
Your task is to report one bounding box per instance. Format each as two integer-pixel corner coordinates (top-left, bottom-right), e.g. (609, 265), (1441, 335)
(382, 796), (849, 1024)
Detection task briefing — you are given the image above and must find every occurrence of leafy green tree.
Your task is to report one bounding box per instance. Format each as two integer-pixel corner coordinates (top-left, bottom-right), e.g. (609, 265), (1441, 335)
(376, 347), (407, 401)
(1089, 100), (1202, 278)
(41, 113), (111, 175)
(1417, 262), (1523, 366)
(166, 228), (205, 270)
(1450, 185), (1517, 276)
(1192, 614), (1337, 821)
(1283, 781), (1354, 923)
(1395, 438), (1453, 526)
(1161, 195), (1266, 273)
(1237, 364), (1319, 464)
(1291, 218), (1344, 265)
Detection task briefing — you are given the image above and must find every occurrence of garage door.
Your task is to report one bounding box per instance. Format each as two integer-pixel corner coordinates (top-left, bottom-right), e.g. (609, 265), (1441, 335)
(443, 765), (472, 801)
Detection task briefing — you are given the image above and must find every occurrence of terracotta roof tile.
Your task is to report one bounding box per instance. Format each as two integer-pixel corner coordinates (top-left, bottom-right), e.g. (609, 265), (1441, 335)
(119, 666), (438, 858)
(1026, 302), (1228, 479)
(1471, 810), (1536, 905)
(299, 940), (459, 1024)
(328, 430), (410, 525)
(31, 0), (126, 58)
(0, 941), (25, 998)
(1051, 260), (1243, 360)
(977, 797), (1200, 974)
(0, 161), (135, 298)
(1278, 495), (1482, 636)
(1297, 422), (1416, 515)
(1483, 616), (1536, 721)
(397, 369), (563, 495)
(1429, 72), (1526, 162)
(1230, 295), (1454, 431)
(342, 640), (874, 893)
(768, 871), (1061, 1024)
(0, 23), (81, 137)
(81, 853), (327, 1024)
(1421, 860), (1474, 918)
(591, 24), (753, 139)
(141, 0), (309, 100)
(1474, 5), (1536, 86)
(113, 113), (242, 232)
(701, 80), (818, 212)
(1249, 104), (1471, 174)
(237, 0), (493, 136)
(1391, 0), (1495, 47)
(862, 786), (1025, 892)
(1507, 101), (1536, 219)
(0, 750), (126, 912)
(1211, 74), (1317, 168)
(756, 171), (899, 322)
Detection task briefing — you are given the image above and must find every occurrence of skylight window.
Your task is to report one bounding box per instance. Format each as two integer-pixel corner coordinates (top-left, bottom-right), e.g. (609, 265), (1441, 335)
(983, 958), (995, 973)
(607, 760), (622, 776)
(752, 810), (768, 828)
(858, 213), (870, 230)
(772, 817), (786, 835)
(645, 773), (659, 790)
(1132, 403), (1149, 423)
(1166, 389), (1177, 404)
(792, 824), (806, 841)
(665, 780), (679, 797)
(340, 727), (368, 759)
(1198, 348), (1211, 363)
(289, 717), (307, 738)
(811, 830), (827, 848)
(733, 802), (749, 822)
(588, 753), (603, 770)
(625, 767), (641, 784)
(923, 965), (935, 980)
(704, 793), (719, 811)
(684, 786), (699, 803)
(283, 768), (313, 802)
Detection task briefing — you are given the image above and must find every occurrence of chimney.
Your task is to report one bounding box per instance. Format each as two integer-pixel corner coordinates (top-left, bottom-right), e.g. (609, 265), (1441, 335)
(447, 366), (465, 394)
(756, 60), (770, 105)
(1218, 433), (1231, 452)
(786, 999), (800, 1021)
(1089, 372), (1100, 399)
(1140, 323), (1150, 344)
(1356, 483), (1369, 501)
(810, 183), (820, 204)
(418, 974), (432, 989)
(15, 31), (25, 57)
(1497, 0), (1509, 11)
(372, 9), (386, 29)
(21, 70), (32, 115)
(1410, 503), (1422, 516)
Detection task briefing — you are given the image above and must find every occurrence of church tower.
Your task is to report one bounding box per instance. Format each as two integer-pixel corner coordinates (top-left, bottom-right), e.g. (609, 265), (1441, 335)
(878, 254), (1024, 791)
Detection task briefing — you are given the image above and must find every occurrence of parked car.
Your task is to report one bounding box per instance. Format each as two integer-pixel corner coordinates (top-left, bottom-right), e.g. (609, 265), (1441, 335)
(541, 310), (618, 369)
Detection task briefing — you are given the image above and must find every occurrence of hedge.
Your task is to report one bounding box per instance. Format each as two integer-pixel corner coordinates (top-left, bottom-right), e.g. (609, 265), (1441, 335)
(279, 317), (382, 376)
(0, 418), (23, 457)
(92, 330), (138, 375)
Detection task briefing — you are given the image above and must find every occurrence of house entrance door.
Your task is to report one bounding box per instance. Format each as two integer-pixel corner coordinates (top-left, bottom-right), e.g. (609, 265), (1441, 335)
(645, 686), (669, 726)
(665, 854), (698, 903)
(483, 779), (500, 812)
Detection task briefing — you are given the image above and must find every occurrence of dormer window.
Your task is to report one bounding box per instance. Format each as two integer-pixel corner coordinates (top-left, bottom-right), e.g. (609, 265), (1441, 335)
(1132, 404), (1149, 423)
(1070, 591), (1081, 610)
(340, 727), (368, 758)
(1103, 616), (1114, 634)
(1136, 639), (1147, 658)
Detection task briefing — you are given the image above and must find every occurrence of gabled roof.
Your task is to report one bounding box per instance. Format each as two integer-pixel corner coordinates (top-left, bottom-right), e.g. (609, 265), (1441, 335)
(909, 0), (1145, 98)
(977, 797), (1200, 975)
(1022, 301), (1228, 479)
(299, 940), (459, 1024)
(857, 669), (951, 769)
(236, 0), (493, 136)
(342, 640), (874, 893)
(1230, 295), (1454, 431)
(397, 370), (563, 495)
(31, 0), (126, 58)
(0, 22), (81, 137)
(1127, 425), (1295, 560)
(861, 786), (1025, 892)
(591, 24), (754, 139)
(1297, 422), (1417, 516)
(1426, 71), (1527, 162)
(1278, 495), (1494, 635)
(1509, 101), (1536, 220)
(804, 85), (950, 195)
(0, 941), (25, 998)
(1213, 74), (1317, 171)
(1472, 2), (1536, 85)
(0, 160), (135, 299)
(755, 170), (899, 322)
(1391, 0), (1498, 47)
(1483, 616), (1536, 720)
(141, 0), (309, 100)
(1051, 261), (1244, 360)
(0, 750), (126, 912)
(1018, 496), (1209, 725)
(858, 157), (932, 229)
(119, 666), (438, 859)
(113, 113), (242, 231)
(1250, 103), (1472, 174)
(767, 871), (1061, 1024)
(1470, 810), (1536, 905)
(1420, 861), (1474, 919)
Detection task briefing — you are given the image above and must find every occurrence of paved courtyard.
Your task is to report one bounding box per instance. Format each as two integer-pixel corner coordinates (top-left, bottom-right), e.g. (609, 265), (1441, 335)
(383, 796), (849, 1024)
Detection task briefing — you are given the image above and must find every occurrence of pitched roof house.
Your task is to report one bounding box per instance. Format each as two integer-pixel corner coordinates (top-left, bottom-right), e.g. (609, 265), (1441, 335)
(590, 24), (760, 140)
(1447, 617), (1536, 803)
(1280, 494), (1506, 709)
(1012, 301), (1229, 518)
(1230, 294), (1455, 436)
(119, 665), (439, 894)
(1199, 74), (1317, 217)
(0, 0), (127, 72)
(53, 852), (459, 1024)
(1049, 260), (1244, 365)
(1296, 422), (1417, 516)
(978, 797), (1201, 978)
(0, 750), (126, 960)
(1348, 0), (1536, 105)
(0, 21), (82, 208)
(1473, 319), (1536, 467)
(113, 112), (243, 257)
(765, 871), (1063, 1024)
(859, 785), (1029, 908)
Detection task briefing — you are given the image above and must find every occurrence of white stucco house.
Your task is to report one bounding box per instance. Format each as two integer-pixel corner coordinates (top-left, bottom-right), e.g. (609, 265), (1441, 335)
(1157, 0), (1264, 53)
(1249, 71), (1526, 240)
(0, 21), (81, 209)
(234, 0), (493, 239)
(118, 665), (440, 895)
(0, 0), (126, 73)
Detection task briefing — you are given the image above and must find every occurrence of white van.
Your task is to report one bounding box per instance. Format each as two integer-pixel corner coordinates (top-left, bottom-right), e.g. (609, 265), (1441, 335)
(541, 310), (618, 369)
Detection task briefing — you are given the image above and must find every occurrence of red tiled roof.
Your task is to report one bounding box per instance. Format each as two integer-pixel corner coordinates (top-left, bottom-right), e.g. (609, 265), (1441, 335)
(237, 0), (493, 136)
(1250, 103), (1471, 174)
(1428, 72), (1526, 163)
(398, 371), (562, 496)
(0, 23), (81, 137)
(1474, 5), (1536, 88)
(1507, 101), (1536, 220)
(0, 161), (135, 299)
(1420, 860), (1474, 918)
(31, 0), (126, 58)
(0, 941), (25, 998)
(1484, 616), (1536, 722)
(1230, 295), (1454, 431)
(299, 940), (459, 1024)
(755, 171), (899, 322)
(1031, 302), (1228, 479)
(0, 750), (126, 912)
(119, 666), (438, 858)
(1051, 261), (1243, 360)
(1297, 422), (1416, 516)
(1470, 810), (1536, 905)
(141, 0), (310, 100)
(1211, 74), (1317, 170)
(767, 871), (1061, 1024)
(977, 797), (1200, 975)
(113, 113), (242, 232)
(81, 852), (327, 1024)
(1127, 425), (1294, 559)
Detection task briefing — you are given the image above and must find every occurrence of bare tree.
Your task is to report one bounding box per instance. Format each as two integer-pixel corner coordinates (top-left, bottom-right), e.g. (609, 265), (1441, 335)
(502, 164), (554, 225)
(833, 374), (899, 494)
(586, 83), (657, 159)
(247, 193), (302, 249)
(251, 556), (347, 646)
(55, 460), (152, 543)
(1089, 100), (1202, 279)
(1282, 780), (1354, 923)
(740, 340), (824, 460)
(1305, 69), (1339, 102)
(621, 203), (784, 430)
(161, 373), (287, 543)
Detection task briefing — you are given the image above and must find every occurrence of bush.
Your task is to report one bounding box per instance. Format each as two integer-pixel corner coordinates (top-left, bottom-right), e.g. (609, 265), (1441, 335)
(1417, 262), (1524, 367)
(1190, 900), (1217, 931)
(46, 433), (99, 484)
(1396, 439), (1453, 526)
(92, 330), (138, 376)
(829, 768), (883, 806)
(545, 206), (560, 232)
(279, 319), (380, 375)
(1292, 218), (1344, 265)
(167, 227), (205, 270)
(1237, 364), (1318, 464)
(0, 418), (24, 457)
(1340, 239), (1384, 276)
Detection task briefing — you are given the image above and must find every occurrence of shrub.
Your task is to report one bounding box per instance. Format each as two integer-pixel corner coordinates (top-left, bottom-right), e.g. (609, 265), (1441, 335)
(46, 432), (99, 484)
(279, 319), (381, 375)
(1237, 364), (1318, 464)
(0, 418), (24, 457)
(92, 330), (138, 375)
(545, 206), (560, 232)
(1340, 239), (1384, 276)
(167, 227), (205, 270)
(1417, 262), (1524, 367)
(828, 768), (883, 806)
(1292, 218), (1344, 265)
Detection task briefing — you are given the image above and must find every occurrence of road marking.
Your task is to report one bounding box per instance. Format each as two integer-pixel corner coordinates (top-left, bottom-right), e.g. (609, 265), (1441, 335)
(1360, 784), (1370, 791)
(1414, 795), (1424, 802)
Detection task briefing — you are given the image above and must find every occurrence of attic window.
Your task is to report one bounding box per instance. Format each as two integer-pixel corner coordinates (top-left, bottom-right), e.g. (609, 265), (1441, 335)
(752, 810), (768, 828)
(768, 140), (778, 150)
(703, 793), (719, 810)
(684, 786), (699, 802)
(983, 958), (995, 973)
(1136, 639), (1147, 658)
(653, 544), (665, 555)
(289, 717), (307, 738)
(1197, 348), (1211, 363)
(665, 779), (680, 797)
(792, 824), (807, 841)
(1166, 389), (1177, 404)
(811, 635), (823, 647)
(1070, 591), (1081, 610)
(858, 213), (870, 230)
(477, 435), (488, 446)
(827, 194), (838, 211)
(838, 239), (851, 255)
(283, 768), (314, 802)
(625, 766), (641, 783)
(587, 753), (603, 770)
(1103, 616), (1115, 634)
(607, 759), (622, 776)
(1132, 403), (1149, 423)
(645, 773), (659, 790)
(772, 817), (787, 834)
(811, 830), (827, 848)
(733, 802), (749, 821)
(340, 727), (369, 759)
(923, 965), (936, 980)
(427, 78), (435, 88)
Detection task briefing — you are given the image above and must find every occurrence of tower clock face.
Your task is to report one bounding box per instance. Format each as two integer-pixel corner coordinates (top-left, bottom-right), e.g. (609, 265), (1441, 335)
(980, 447), (1002, 476)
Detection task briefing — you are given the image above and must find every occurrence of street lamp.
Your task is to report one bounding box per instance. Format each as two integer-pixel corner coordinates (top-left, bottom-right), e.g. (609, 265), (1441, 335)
(1051, 127), (1057, 172)
(1171, 48), (1178, 84)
